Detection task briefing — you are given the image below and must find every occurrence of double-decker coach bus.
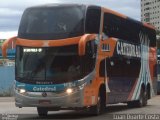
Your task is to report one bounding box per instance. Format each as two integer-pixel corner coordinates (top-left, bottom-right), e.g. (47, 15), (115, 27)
(2, 4), (157, 116)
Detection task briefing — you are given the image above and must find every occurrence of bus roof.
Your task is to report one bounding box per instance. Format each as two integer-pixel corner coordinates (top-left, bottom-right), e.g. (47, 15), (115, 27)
(27, 4), (156, 31)
(27, 3), (85, 9)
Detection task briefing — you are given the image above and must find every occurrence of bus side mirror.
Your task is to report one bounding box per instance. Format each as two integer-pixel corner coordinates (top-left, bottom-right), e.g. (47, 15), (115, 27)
(78, 34), (96, 56)
(1, 36), (17, 58)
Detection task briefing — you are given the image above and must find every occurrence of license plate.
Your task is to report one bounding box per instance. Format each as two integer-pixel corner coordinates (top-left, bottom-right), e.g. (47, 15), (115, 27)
(39, 100), (51, 105)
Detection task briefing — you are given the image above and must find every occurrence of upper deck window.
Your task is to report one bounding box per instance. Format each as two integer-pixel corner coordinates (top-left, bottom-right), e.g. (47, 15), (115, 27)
(18, 5), (85, 40)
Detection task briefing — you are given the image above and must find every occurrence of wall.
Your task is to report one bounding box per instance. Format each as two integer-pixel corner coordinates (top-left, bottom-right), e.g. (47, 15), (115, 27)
(0, 66), (15, 96)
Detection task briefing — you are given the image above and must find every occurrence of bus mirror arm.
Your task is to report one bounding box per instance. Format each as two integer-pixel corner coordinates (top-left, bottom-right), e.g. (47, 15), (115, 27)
(78, 34), (96, 56)
(1, 36), (17, 58)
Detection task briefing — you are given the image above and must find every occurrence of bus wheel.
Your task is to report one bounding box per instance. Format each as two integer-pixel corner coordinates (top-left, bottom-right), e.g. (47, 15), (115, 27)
(128, 88), (147, 107)
(128, 88), (145, 108)
(89, 89), (106, 115)
(37, 107), (48, 117)
(137, 87), (146, 107)
(143, 90), (148, 106)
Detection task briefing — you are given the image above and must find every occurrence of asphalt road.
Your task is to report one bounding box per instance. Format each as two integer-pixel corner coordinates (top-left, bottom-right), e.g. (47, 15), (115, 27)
(0, 96), (160, 120)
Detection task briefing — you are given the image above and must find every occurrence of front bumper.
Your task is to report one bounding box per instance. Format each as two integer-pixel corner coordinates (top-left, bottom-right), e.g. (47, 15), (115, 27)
(15, 88), (84, 109)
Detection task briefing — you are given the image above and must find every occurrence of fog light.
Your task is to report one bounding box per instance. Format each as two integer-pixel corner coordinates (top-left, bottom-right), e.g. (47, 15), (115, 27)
(19, 89), (26, 94)
(66, 88), (73, 94)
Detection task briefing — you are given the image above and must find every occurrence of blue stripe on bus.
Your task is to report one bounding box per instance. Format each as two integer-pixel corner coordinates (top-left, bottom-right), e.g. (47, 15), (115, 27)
(15, 81), (77, 92)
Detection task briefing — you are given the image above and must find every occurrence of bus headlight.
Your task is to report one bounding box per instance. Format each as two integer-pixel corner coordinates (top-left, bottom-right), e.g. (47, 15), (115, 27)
(19, 89), (26, 94)
(66, 88), (73, 94)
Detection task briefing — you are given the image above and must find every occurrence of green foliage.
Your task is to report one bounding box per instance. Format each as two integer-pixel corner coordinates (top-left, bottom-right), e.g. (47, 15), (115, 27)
(0, 39), (6, 46)
(156, 30), (160, 35)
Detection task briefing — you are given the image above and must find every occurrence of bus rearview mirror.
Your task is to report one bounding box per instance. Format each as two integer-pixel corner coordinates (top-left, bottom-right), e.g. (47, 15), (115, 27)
(78, 34), (96, 56)
(1, 36), (17, 58)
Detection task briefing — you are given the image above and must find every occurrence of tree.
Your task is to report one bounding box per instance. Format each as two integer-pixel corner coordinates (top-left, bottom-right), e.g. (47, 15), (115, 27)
(156, 30), (160, 36)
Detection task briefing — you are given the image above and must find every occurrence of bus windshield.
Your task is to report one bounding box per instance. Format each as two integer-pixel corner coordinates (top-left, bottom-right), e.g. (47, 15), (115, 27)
(16, 45), (83, 84)
(18, 6), (85, 40)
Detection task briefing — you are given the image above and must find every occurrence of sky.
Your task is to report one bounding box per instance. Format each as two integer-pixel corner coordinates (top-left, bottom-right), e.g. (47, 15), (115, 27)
(0, 0), (140, 39)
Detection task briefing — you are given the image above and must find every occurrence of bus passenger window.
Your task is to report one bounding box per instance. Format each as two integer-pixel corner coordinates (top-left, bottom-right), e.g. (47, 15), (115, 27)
(85, 6), (101, 33)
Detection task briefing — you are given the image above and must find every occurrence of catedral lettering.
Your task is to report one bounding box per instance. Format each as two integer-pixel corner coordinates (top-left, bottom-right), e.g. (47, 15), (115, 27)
(117, 41), (141, 58)
(33, 87), (56, 92)
(1, 4), (157, 116)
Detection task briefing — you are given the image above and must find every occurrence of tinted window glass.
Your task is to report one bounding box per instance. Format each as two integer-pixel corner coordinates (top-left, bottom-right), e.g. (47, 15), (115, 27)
(16, 45), (83, 84)
(103, 13), (156, 47)
(85, 6), (101, 33)
(18, 6), (85, 40)
(99, 58), (140, 78)
(81, 40), (97, 75)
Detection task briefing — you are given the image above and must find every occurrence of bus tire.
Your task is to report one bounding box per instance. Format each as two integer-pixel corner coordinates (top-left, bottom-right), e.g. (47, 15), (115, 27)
(143, 89), (148, 106)
(137, 87), (146, 107)
(89, 88), (106, 115)
(37, 107), (48, 117)
(127, 87), (145, 108)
